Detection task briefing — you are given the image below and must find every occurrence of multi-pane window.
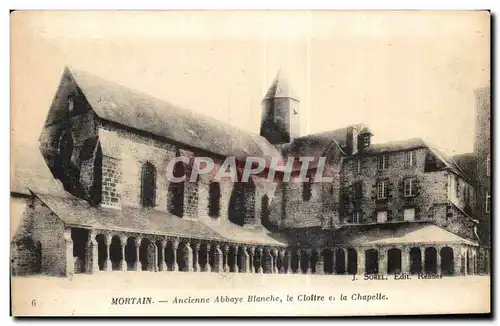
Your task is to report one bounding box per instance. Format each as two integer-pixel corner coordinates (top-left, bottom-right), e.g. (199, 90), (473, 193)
(378, 155), (389, 170)
(487, 154), (490, 177)
(486, 192), (491, 213)
(355, 159), (361, 173)
(404, 178), (416, 197)
(404, 208), (415, 221)
(405, 151), (416, 167)
(352, 211), (361, 224)
(377, 181), (389, 199)
(377, 211), (387, 223)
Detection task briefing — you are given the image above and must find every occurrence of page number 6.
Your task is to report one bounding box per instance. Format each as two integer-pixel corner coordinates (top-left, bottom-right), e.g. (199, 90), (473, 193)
(31, 299), (36, 307)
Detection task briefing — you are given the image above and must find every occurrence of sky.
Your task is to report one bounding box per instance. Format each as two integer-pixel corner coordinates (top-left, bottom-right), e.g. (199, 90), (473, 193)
(11, 11), (490, 156)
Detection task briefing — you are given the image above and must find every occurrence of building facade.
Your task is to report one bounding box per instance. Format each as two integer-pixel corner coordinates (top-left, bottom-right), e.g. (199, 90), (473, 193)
(11, 67), (483, 278)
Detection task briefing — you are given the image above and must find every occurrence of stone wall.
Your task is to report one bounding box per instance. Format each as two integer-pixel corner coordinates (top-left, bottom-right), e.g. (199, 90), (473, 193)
(11, 198), (68, 276)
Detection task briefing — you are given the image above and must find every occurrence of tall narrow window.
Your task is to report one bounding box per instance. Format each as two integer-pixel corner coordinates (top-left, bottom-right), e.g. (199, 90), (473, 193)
(355, 159), (361, 174)
(208, 181), (221, 218)
(405, 151), (416, 167)
(404, 178), (416, 197)
(302, 178), (312, 201)
(141, 162), (156, 208)
(377, 181), (389, 199)
(354, 181), (363, 200)
(486, 192), (491, 213)
(378, 155), (389, 170)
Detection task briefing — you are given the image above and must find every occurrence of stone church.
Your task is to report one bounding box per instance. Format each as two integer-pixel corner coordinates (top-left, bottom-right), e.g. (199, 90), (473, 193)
(11, 67), (486, 277)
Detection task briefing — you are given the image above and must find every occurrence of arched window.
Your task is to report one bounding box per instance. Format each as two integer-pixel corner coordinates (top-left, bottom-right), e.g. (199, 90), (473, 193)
(59, 131), (74, 166)
(141, 162), (156, 208)
(261, 194), (271, 228)
(208, 181), (221, 218)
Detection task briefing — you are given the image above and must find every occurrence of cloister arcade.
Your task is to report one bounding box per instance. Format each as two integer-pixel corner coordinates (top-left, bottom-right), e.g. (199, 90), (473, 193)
(70, 227), (478, 276)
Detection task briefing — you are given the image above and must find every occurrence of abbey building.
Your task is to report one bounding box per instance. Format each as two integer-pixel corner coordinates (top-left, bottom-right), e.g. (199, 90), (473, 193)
(10, 67), (488, 277)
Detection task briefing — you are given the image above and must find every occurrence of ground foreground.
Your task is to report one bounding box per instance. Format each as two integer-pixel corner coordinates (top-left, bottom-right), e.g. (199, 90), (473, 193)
(11, 272), (490, 316)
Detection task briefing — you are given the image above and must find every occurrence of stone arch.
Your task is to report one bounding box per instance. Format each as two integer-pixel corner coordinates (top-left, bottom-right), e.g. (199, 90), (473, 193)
(424, 247), (438, 274)
(139, 238), (151, 271)
(334, 248), (346, 274)
(387, 248), (402, 274)
(109, 235), (122, 271)
(228, 246), (237, 272)
(323, 248), (334, 274)
(125, 238), (137, 271)
(409, 247), (422, 274)
(291, 249), (300, 273)
(71, 228), (89, 274)
(347, 248), (357, 274)
(95, 234), (107, 271)
(208, 181), (221, 219)
(168, 160), (185, 217)
(299, 249), (310, 274)
(141, 162), (156, 208)
(165, 240), (175, 271)
(440, 246), (454, 276)
(365, 249), (379, 274)
(177, 242), (189, 272)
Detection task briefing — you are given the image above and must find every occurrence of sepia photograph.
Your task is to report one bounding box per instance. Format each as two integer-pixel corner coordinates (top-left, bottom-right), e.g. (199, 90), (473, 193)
(9, 10), (491, 317)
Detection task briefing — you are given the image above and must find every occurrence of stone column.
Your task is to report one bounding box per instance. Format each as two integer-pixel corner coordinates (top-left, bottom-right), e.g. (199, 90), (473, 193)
(285, 249), (292, 274)
(63, 229), (74, 277)
(242, 246), (250, 273)
(453, 245), (462, 276)
(378, 247), (386, 274)
(265, 248), (274, 274)
(134, 237), (142, 271)
(357, 248), (365, 275)
(344, 248), (349, 274)
(296, 249), (302, 274)
(248, 247), (255, 273)
(306, 249), (312, 274)
(158, 239), (167, 271)
(172, 238), (179, 272)
(420, 247), (425, 274)
(120, 236), (128, 271)
(223, 244), (230, 272)
(185, 240), (194, 272)
(331, 248), (336, 274)
(215, 244), (223, 272)
(147, 242), (157, 272)
(86, 231), (99, 274)
(278, 249), (285, 274)
(315, 249), (324, 275)
(436, 246), (441, 275)
(232, 245), (239, 273)
(273, 249), (279, 274)
(105, 234), (113, 271)
(402, 246), (410, 274)
(257, 247), (264, 274)
(205, 243), (212, 272)
(193, 242), (201, 272)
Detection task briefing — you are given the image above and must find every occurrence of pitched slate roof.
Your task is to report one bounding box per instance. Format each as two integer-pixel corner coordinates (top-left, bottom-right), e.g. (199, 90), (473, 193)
(33, 191), (286, 246)
(281, 124), (365, 158)
(452, 153), (476, 181)
(333, 221), (478, 246)
(11, 142), (65, 196)
(52, 67), (281, 161)
(263, 70), (299, 101)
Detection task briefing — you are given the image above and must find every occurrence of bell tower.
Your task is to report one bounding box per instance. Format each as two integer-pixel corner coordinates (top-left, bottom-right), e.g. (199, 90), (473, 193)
(260, 71), (300, 145)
